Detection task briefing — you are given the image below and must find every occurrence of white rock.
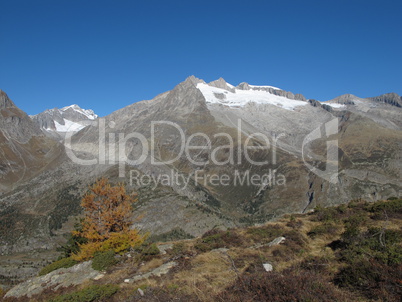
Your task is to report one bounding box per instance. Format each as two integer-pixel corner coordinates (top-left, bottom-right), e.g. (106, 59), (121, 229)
(93, 274), (104, 280)
(263, 263), (273, 272)
(268, 236), (286, 247)
(157, 243), (173, 255)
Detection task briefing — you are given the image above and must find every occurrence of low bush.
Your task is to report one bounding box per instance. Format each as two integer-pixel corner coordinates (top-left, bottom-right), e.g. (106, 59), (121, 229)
(148, 228), (194, 242)
(132, 243), (161, 261)
(170, 242), (186, 257)
(49, 284), (119, 302)
(313, 205), (339, 222)
(141, 243), (160, 256)
(299, 255), (331, 273)
(286, 216), (303, 229)
(307, 223), (339, 238)
(283, 229), (308, 249)
(334, 215), (402, 301)
(92, 250), (118, 271)
(217, 269), (349, 301)
(369, 198), (402, 219)
(57, 221), (88, 258)
(38, 257), (77, 276)
(270, 230), (308, 261)
(194, 229), (243, 252)
(125, 286), (198, 301)
(347, 199), (368, 209)
(335, 260), (402, 301)
(245, 224), (282, 242)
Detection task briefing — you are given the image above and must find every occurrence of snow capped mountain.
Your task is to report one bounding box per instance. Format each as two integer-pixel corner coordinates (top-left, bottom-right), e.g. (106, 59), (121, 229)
(31, 104), (98, 137)
(60, 104), (97, 120)
(197, 82), (307, 110)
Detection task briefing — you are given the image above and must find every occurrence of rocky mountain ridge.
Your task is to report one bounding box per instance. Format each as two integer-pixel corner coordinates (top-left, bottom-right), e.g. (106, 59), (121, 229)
(31, 104), (98, 139)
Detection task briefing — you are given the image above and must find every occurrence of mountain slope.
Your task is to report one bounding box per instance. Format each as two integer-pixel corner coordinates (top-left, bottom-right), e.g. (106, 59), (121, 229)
(4, 198), (402, 301)
(0, 90), (63, 192)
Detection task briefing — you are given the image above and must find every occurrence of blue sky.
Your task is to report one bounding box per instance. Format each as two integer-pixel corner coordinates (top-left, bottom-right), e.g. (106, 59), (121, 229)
(1, 0), (401, 117)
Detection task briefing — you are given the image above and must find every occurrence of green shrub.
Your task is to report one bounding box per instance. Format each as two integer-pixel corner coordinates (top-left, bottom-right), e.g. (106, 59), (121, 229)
(307, 223), (339, 238)
(336, 204), (348, 214)
(335, 220), (402, 301)
(149, 228), (194, 242)
(217, 269), (349, 301)
(194, 229), (243, 252)
(286, 219), (303, 229)
(49, 284), (119, 302)
(132, 242), (160, 261)
(361, 227), (402, 265)
(344, 213), (368, 228)
(340, 213), (369, 245)
(369, 198), (402, 218)
(313, 205), (339, 222)
(39, 257), (77, 276)
(246, 224), (282, 242)
(57, 221), (88, 258)
(171, 242), (186, 256)
(335, 259), (402, 301)
(142, 243), (160, 256)
(347, 199), (368, 209)
(92, 250), (118, 271)
(299, 255), (331, 273)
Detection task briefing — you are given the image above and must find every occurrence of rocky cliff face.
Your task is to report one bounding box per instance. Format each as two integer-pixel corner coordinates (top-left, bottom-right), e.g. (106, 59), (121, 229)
(369, 92), (402, 107)
(0, 90), (62, 193)
(0, 90), (43, 143)
(0, 78), (401, 287)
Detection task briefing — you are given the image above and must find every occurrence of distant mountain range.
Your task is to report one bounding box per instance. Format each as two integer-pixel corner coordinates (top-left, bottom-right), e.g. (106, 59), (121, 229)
(0, 77), (401, 287)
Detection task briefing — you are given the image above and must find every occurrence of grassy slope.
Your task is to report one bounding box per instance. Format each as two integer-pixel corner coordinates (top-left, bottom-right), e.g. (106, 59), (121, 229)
(3, 198), (402, 302)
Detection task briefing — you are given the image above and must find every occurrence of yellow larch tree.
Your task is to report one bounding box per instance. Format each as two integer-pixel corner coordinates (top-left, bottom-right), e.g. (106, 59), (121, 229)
(72, 178), (145, 261)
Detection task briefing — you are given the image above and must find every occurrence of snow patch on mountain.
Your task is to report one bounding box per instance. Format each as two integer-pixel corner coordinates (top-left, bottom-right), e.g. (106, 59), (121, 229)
(53, 120), (86, 132)
(248, 84), (281, 90)
(323, 103), (346, 109)
(60, 104), (97, 120)
(197, 83), (306, 110)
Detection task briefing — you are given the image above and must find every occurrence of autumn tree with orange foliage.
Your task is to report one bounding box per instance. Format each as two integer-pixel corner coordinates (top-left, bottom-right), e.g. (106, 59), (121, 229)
(72, 178), (145, 261)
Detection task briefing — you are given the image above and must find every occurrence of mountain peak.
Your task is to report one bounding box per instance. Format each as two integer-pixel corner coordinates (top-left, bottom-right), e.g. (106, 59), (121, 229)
(31, 104), (98, 136)
(183, 75), (205, 86)
(0, 89), (16, 109)
(61, 104), (80, 111)
(328, 94), (361, 105)
(60, 104), (98, 120)
(208, 78), (235, 92)
(369, 92), (402, 107)
(328, 92), (402, 108)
